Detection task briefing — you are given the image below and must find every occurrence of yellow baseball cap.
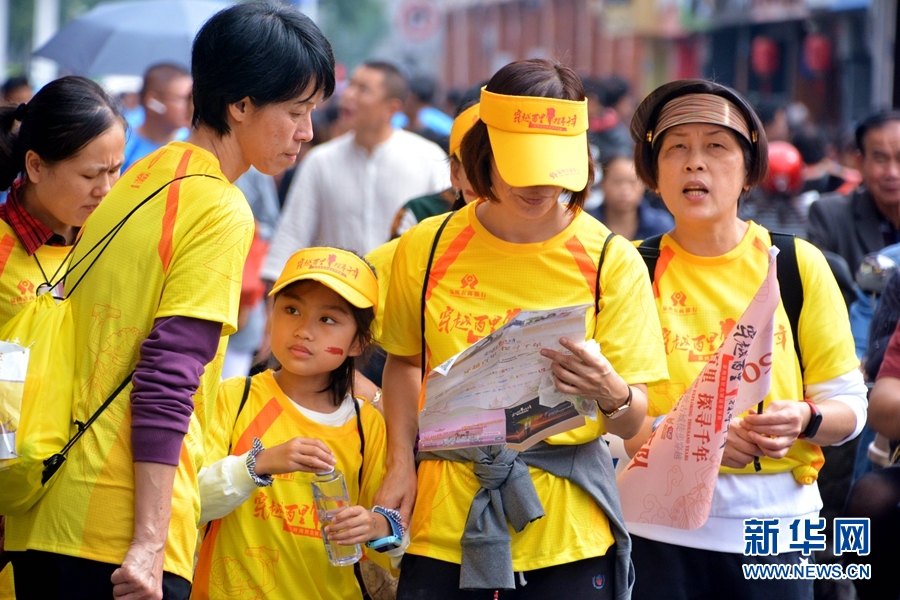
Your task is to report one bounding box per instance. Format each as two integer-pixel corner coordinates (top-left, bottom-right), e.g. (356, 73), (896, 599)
(479, 87), (589, 191)
(270, 247), (378, 310)
(448, 103), (480, 160)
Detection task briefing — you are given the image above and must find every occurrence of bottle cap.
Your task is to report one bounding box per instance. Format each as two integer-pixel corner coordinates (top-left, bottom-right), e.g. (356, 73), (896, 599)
(315, 467), (336, 476)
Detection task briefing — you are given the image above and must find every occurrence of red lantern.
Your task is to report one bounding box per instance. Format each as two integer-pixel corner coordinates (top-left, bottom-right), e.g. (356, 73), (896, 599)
(751, 36), (780, 77)
(804, 33), (833, 74)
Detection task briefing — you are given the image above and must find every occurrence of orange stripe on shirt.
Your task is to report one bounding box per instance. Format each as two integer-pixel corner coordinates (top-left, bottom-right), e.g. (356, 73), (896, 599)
(425, 224), (476, 302)
(564, 236), (598, 299)
(0, 234), (16, 279)
(157, 150), (192, 274)
(233, 397), (284, 456)
(652, 245), (676, 299)
(753, 236), (769, 255)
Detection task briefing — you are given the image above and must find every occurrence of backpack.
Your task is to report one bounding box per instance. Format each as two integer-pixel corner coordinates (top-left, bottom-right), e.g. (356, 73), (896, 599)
(0, 174), (217, 515)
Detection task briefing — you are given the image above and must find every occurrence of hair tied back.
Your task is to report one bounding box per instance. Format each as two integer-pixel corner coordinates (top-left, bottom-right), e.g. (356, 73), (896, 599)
(12, 103), (27, 122)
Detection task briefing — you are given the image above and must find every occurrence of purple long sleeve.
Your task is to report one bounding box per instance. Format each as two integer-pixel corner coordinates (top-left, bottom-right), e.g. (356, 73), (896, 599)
(130, 316), (222, 465)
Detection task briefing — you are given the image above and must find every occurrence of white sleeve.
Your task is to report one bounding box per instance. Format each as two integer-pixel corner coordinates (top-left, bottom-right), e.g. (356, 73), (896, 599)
(261, 158), (321, 281)
(198, 452), (259, 525)
(805, 367), (868, 445)
(428, 144), (451, 192)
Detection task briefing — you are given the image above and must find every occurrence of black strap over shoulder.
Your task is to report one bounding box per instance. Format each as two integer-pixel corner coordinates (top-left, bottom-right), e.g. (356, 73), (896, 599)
(227, 376), (254, 455)
(420, 211), (457, 376)
(62, 174), (221, 295)
(769, 232), (805, 371)
(594, 232), (616, 316)
(637, 234), (664, 281)
(41, 173), (224, 486)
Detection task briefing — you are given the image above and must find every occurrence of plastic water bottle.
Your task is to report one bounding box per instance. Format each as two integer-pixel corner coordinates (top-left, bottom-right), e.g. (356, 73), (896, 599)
(311, 468), (362, 566)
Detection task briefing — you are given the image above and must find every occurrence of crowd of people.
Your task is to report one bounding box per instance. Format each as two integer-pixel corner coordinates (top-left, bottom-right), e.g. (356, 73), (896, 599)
(0, 2), (898, 599)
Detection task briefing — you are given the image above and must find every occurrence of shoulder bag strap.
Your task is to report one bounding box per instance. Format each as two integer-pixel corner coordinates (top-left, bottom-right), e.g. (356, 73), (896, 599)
(420, 211), (457, 377)
(62, 173), (221, 295)
(637, 233), (665, 284)
(594, 232), (616, 316)
(42, 174), (225, 485)
(226, 376), (253, 455)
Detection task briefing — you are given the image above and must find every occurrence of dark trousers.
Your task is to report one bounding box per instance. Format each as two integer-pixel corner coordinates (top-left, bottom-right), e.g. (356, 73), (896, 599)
(9, 550), (191, 600)
(397, 552), (616, 600)
(630, 535), (813, 600)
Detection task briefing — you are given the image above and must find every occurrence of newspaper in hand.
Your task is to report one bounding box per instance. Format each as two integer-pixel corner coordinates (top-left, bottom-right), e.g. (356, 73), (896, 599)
(418, 304), (600, 451)
(617, 247), (781, 529)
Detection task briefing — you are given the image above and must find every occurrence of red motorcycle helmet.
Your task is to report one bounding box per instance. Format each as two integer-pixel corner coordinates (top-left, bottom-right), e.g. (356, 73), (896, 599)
(761, 141), (804, 195)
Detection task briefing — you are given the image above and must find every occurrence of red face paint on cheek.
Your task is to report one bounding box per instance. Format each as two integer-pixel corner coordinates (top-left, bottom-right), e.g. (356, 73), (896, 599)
(325, 347), (344, 356)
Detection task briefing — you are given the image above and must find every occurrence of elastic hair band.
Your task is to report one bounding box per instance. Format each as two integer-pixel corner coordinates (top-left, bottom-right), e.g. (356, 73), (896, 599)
(12, 103), (27, 122)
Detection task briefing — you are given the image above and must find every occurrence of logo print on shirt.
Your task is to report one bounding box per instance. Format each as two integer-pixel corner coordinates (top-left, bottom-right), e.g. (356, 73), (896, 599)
(17, 280), (33, 295)
(662, 290), (698, 315)
(450, 274), (486, 299)
(11, 279), (36, 306)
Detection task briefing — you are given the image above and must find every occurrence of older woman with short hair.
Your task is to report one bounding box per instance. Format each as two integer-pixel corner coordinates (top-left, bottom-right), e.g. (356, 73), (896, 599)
(625, 79), (867, 600)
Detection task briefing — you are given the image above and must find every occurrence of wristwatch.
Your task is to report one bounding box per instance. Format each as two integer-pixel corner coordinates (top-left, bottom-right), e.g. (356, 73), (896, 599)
(366, 506), (404, 552)
(798, 400), (822, 439)
(598, 386), (633, 420)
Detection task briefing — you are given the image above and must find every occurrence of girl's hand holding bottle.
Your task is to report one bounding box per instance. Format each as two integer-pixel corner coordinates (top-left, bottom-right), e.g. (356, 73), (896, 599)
(254, 436), (336, 476)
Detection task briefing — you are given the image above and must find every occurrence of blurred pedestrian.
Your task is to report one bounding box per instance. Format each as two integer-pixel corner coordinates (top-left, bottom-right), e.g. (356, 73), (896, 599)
(1, 77), (33, 107)
(587, 153), (673, 241)
(262, 60), (448, 282)
(122, 64), (193, 171)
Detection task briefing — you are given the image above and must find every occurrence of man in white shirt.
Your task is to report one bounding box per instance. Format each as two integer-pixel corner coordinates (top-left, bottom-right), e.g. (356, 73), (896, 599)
(262, 61), (449, 281)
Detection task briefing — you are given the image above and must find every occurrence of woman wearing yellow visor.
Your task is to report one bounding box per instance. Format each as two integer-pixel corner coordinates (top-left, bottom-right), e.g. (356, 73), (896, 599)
(375, 59), (668, 599)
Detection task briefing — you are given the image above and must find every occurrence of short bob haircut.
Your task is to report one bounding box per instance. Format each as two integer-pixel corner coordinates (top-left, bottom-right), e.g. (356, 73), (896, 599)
(630, 79), (768, 192)
(460, 59), (594, 212)
(0, 76), (124, 191)
(191, 2), (335, 137)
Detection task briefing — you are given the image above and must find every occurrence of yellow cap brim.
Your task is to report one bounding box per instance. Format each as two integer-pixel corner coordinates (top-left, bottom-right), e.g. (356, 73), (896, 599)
(269, 247), (378, 310)
(270, 272), (375, 309)
(487, 125), (589, 191)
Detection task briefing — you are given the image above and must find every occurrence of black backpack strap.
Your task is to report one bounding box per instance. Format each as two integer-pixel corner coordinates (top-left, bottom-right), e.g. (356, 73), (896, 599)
(420, 211), (457, 376)
(227, 376), (253, 455)
(594, 233), (616, 316)
(769, 232), (804, 371)
(637, 234), (665, 283)
(353, 397), (365, 487)
(42, 370), (135, 484)
(62, 174), (221, 295)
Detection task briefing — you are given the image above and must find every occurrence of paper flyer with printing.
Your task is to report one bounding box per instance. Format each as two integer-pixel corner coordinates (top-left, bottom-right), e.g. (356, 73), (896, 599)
(418, 304), (598, 451)
(616, 247), (781, 529)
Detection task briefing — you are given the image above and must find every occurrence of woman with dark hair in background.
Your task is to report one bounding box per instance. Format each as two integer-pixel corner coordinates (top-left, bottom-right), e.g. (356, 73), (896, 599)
(375, 58), (668, 599)
(5, 4), (335, 600)
(0, 76), (125, 324)
(0, 73), (125, 597)
(624, 79), (866, 600)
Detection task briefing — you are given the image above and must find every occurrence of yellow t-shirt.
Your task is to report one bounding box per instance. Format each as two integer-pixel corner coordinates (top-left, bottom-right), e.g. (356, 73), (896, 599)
(5, 142), (254, 582)
(380, 201), (669, 570)
(365, 237), (399, 344)
(647, 222), (860, 483)
(0, 220), (71, 327)
(192, 371), (388, 600)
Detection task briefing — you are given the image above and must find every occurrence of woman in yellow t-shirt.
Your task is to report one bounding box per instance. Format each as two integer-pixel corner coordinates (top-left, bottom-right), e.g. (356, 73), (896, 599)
(624, 80), (867, 600)
(0, 76), (125, 600)
(0, 76), (126, 326)
(375, 59), (668, 599)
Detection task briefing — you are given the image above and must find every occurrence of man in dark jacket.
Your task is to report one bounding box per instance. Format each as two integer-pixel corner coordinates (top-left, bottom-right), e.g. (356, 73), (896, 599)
(808, 110), (900, 273)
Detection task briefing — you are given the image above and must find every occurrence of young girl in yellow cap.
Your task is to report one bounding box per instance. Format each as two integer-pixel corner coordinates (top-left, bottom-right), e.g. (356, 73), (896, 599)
(191, 248), (400, 600)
